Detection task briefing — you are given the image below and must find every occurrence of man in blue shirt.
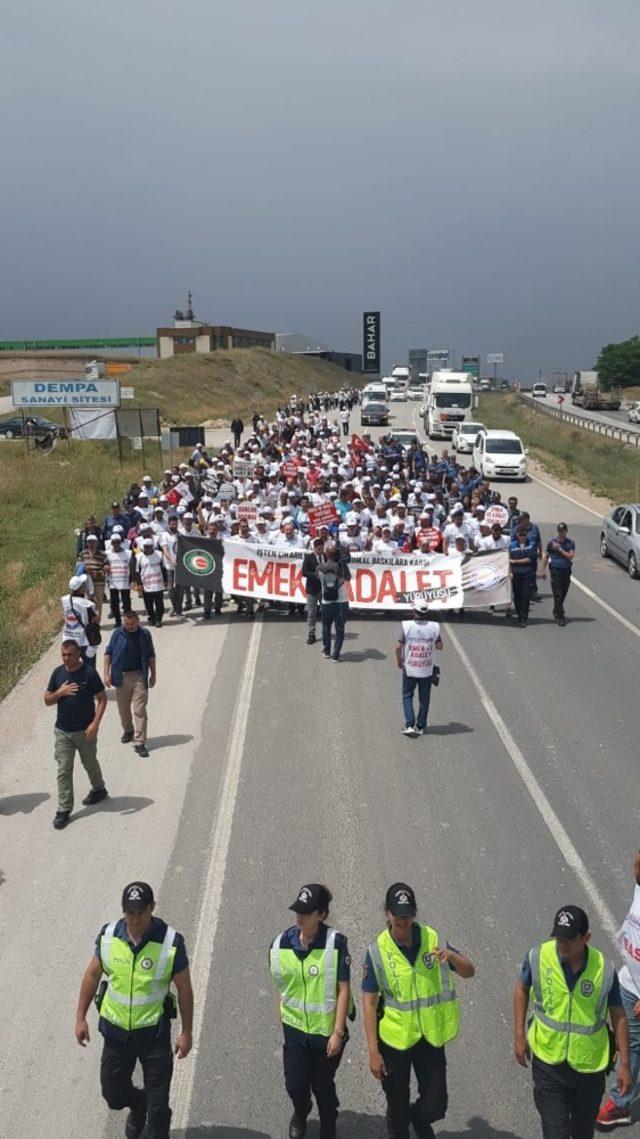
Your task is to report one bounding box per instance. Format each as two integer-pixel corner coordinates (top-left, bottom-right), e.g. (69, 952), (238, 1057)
(539, 523), (575, 626)
(510, 511), (542, 600)
(104, 611), (156, 757)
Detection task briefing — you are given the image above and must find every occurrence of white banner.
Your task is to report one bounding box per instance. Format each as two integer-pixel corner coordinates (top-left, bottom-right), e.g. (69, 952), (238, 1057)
(68, 409), (117, 439)
(222, 541), (511, 610)
(11, 378), (121, 407)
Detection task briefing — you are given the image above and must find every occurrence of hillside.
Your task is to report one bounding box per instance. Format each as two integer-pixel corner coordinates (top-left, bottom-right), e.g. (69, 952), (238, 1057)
(123, 348), (353, 423)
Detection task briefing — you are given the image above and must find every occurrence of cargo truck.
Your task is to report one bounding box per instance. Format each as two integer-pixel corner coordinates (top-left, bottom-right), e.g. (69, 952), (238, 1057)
(571, 371), (621, 411)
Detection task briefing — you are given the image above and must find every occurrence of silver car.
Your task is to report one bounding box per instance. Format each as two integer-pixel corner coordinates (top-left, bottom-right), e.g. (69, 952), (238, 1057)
(600, 504), (640, 578)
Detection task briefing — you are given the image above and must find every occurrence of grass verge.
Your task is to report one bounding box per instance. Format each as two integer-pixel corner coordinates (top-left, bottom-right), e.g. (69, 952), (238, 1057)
(478, 394), (640, 503)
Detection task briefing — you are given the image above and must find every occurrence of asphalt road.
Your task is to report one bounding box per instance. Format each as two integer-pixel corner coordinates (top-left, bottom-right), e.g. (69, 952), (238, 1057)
(522, 391), (640, 437)
(1, 401), (640, 1138)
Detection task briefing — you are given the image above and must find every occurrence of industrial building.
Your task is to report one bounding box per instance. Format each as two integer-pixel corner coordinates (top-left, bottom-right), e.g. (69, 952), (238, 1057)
(276, 332), (362, 374)
(157, 301), (275, 359)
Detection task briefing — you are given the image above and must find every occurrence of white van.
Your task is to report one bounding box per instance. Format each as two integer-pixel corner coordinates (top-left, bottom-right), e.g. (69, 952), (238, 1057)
(362, 382), (387, 405)
(473, 430), (527, 480)
(532, 382), (547, 398)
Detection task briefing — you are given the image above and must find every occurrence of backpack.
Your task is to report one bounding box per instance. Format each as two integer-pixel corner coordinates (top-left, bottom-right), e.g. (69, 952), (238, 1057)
(322, 568), (340, 602)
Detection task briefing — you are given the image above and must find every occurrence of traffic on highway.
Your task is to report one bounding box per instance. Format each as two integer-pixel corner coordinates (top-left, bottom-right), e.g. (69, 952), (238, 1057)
(2, 380), (640, 1139)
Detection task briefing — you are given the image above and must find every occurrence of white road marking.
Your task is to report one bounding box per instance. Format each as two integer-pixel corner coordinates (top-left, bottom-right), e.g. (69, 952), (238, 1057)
(171, 617), (263, 1127)
(447, 626), (619, 942)
(571, 576), (640, 641)
(528, 472), (603, 519)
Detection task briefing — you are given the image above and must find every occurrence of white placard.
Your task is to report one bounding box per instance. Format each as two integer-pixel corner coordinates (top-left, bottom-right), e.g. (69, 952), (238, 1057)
(11, 378), (121, 408)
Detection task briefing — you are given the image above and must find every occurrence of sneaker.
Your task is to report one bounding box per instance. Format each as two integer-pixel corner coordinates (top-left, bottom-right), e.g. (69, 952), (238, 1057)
(288, 1114), (307, 1139)
(402, 726), (418, 737)
(53, 811), (70, 830)
(596, 1098), (632, 1129)
(306, 636), (316, 645)
(135, 744), (150, 757)
(121, 730), (134, 744)
(557, 617), (566, 627)
(331, 655), (340, 662)
(125, 1094), (148, 1139)
(82, 787), (109, 806)
(321, 650), (330, 658)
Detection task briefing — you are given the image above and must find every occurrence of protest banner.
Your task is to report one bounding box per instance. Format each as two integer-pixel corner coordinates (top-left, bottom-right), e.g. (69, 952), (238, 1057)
(237, 502), (259, 523)
(233, 459), (255, 479)
(176, 535), (224, 590)
(484, 504), (510, 528)
(308, 503), (339, 535)
(280, 460), (299, 480)
(222, 542), (511, 610)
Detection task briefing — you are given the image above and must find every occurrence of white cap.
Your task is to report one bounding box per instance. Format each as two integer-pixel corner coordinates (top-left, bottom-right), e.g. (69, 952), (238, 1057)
(69, 574), (86, 591)
(142, 537), (155, 548)
(413, 599), (430, 615)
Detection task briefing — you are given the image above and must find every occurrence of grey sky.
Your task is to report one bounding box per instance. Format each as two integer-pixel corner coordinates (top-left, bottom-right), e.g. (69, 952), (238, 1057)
(1, 0), (639, 379)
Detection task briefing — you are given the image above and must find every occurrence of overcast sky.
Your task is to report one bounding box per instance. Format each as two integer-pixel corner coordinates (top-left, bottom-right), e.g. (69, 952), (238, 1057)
(2, 1), (639, 378)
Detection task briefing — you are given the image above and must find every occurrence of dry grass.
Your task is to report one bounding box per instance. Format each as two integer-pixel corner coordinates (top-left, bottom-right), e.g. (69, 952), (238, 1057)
(479, 394), (640, 503)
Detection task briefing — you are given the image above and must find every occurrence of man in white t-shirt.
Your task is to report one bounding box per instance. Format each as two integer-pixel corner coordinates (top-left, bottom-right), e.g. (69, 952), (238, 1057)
(478, 522), (510, 551)
(395, 600), (443, 737)
(597, 850), (640, 1127)
(60, 575), (98, 661)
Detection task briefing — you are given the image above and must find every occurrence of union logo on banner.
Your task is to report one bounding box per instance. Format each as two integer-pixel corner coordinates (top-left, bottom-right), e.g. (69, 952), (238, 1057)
(184, 548), (216, 577)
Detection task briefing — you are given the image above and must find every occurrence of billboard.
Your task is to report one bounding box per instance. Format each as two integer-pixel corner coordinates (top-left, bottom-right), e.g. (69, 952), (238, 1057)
(461, 355), (480, 378)
(11, 378), (121, 408)
(427, 349), (449, 364)
(362, 311), (381, 374)
(409, 349), (428, 379)
(487, 353), (504, 365)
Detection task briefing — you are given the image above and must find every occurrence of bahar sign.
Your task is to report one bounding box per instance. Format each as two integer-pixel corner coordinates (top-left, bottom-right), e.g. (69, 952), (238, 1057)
(11, 379), (121, 407)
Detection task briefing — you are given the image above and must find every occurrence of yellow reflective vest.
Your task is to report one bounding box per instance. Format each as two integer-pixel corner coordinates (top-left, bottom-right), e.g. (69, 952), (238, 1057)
(270, 927), (344, 1037)
(369, 924), (460, 1050)
(99, 922), (176, 1032)
(527, 940), (613, 1072)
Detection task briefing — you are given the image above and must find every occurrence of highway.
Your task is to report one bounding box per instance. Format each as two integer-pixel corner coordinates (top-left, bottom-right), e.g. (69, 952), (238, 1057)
(1, 401), (639, 1138)
(521, 391), (640, 439)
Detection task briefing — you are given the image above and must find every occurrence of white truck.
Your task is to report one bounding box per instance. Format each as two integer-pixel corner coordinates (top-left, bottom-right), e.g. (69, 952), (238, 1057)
(391, 365), (410, 386)
(424, 371), (474, 439)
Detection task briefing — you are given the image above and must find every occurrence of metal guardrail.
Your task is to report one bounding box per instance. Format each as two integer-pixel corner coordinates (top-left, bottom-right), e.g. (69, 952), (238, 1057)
(518, 393), (640, 448)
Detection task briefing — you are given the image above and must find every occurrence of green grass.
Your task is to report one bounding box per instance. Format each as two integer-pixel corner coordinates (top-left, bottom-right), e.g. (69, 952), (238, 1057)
(478, 394), (640, 503)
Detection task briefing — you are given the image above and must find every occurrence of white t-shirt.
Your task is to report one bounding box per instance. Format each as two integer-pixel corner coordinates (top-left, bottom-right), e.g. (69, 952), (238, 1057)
(478, 534), (510, 551)
(60, 594), (96, 657)
(443, 522), (471, 547)
(618, 883), (640, 997)
(400, 619), (441, 677)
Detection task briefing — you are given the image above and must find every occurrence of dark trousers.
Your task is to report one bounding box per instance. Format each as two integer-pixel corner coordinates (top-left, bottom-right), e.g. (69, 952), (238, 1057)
(184, 586), (201, 608)
(109, 587), (131, 626)
(143, 590), (165, 624)
(532, 1056), (604, 1139)
(233, 430), (242, 447)
(321, 602), (348, 658)
(401, 673), (433, 731)
(283, 1033), (344, 1136)
(512, 573), (531, 620)
(203, 589), (223, 616)
(379, 1038), (447, 1139)
(550, 569), (571, 620)
(100, 1033), (173, 1139)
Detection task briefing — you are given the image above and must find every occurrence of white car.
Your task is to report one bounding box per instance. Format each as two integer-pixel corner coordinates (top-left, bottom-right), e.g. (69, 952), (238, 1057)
(407, 387), (423, 400)
(389, 389), (408, 402)
(532, 383), (548, 398)
(628, 401), (640, 424)
(473, 429), (527, 480)
(451, 421), (486, 454)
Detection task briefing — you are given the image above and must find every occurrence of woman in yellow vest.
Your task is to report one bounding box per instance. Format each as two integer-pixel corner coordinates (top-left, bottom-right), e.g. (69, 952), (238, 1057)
(513, 904), (631, 1139)
(362, 882), (475, 1138)
(269, 883), (353, 1139)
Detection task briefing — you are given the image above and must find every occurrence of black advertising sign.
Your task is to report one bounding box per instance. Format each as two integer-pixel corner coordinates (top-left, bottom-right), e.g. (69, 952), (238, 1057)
(362, 311), (381, 374)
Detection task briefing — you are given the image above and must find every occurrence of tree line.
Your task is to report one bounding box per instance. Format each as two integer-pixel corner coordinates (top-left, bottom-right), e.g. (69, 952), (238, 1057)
(596, 335), (640, 390)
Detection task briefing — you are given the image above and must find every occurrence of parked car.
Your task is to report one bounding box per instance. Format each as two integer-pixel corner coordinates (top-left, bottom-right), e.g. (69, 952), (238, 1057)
(389, 389), (408, 402)
(451, 421), (486, 454)
(532, 383), (548, 398)
(0, 414), (66, 439)
(360, 401), (389, 427)
(628, 401), (640, 424)
(473, 429), (527, 480)
(407, 386), (423, 400)
(600, 504), (640, 578)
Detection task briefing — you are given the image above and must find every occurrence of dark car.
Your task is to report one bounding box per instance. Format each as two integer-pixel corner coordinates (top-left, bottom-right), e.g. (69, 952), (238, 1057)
(0, 414), (66, 439)
(361, 401), (389, 427)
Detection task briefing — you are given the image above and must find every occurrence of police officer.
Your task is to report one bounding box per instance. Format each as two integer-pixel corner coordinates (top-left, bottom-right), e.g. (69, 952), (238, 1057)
(269, 884), (353, 1139)
(513, 905), (631, 1139)
(363, 883), (475, 1139)
(74, 882), (194, 1139)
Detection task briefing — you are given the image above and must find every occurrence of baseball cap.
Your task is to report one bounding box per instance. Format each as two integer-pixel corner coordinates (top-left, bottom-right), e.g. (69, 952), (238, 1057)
(385, 882), (417, 917)
(558, 522), (568, 532)
(121, 881), (154, 912)
(289, 883), (330, 915)
(68, 574), (86, 591)
(85, 533), (99, 542)
(451, 504), (464, 515)
(412, 599), (430, 616)
(111, 501), (120, 509)
(142, 537), (154, 548)
(551, 905), (589, 938)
